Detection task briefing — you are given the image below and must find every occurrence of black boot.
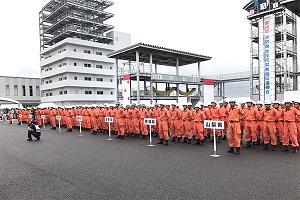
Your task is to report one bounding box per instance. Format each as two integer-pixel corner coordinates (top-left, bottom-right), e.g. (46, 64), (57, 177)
(181, 138), (187, 143)
(209, 138), (214, 142)
(200, 140), (204, 146)
(236, 147), (241, 154)
(292, 147), (298, 153)
(262, 144), (269, 150)
(251, 142), (255, 149)
(163, 140), (168, 145)
(187, 139), (191, 144)
(132, 134), (136, 138)
(256, 140), (261, 145)
(217, 136), (221, 143)
(281, 146), (289, 152)
(170, 137), (176, 142)
(227, 147), (235, 154)
(176, 137), (181, 143)
(120, 136), (124, 139)
(116, 135), (121, 138)
(245, 141), (251, 148)
(194, 139), (200, 145)
(221, 135), (227, 140)
(139, 135), (145, 139)
(271, 145), (276, 151)
(124, 133), (129, 137)
(157, 139), (163, 144)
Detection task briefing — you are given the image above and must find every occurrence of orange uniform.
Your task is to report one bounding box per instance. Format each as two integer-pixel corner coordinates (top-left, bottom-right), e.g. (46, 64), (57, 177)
(170, 108), (181, 139)
(182, 108), (192, 140)
(244, 107), (260, 143)
(261, 108), (278, 146)
(194, 109), (206, 141)
(227, 106), (243, 148)
(131, 107), (140, 135)
(275, 107), (284, 143)
(256, 107), (264, 143)
(158, 107), (170, 141)
(210, 106), (222, 137)
(49, 109), (57, 128)
(283, 108), (299, 148)
(139, 108), (149, 136)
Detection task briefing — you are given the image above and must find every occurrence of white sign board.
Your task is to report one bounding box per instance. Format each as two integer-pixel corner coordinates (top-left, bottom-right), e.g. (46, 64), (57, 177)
(144, 118), (156, 125)
(56, 115), (61, 121)
(105, 117), (113, 123)
(41, 115), (46, 119)
(76, 116), (83, 122)
(29, 114), (33, 119)
(204, 120), (224, 129)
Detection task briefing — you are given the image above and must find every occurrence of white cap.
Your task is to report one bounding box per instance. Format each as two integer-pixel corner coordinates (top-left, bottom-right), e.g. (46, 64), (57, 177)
(273, 100), (281, 104)
(195, 103), (200, 108)
(228, 98), (236, 103)
(187, 102), (192, 106)
(218, 101), (223, 104)
(256, 101), (263, 105)
(198, 101), (204, 106)
(246, 99), (253, 103)
(211, 100), (217, 104)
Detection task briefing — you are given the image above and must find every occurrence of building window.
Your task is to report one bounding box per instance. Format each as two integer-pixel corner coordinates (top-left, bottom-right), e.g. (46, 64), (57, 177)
(74, 77), (77, 80)
(84, 77), (92, 81)
(6, 85), (10, 96)
(85, 91), (92, 95)
(115, 37), (118, 41)
(63, 63), (66, 66)
(110, 79), (113, 82)
(96, 65), (102, 69)
(29, 86), (33, 96)
(74, 49), (76, 52)
(46, 93), (49, 97)
(59, 78), (62, 81)
(22, 85), (26, 96)
(64, 91), (68, 94)
(49, 80), (52, 83)
(111, 92), (114, 95)
(14, 85), (18, 96)
(96, 78), (103, 82)
(63, 77), (67, 80)
(59, 91), (63, 95)
(84, 50), (91, 54)
(36, 86), (40, 96)
(84, 63), (91, 68)
(110, 66), (113, 70)
(49, 68), (52, 71)
(74, 63), (77, 66)
(96, 52), (102, 55)
(49, 93), (53, 96)
(97, 91), (104, 95)
(58, 64), (62, 67)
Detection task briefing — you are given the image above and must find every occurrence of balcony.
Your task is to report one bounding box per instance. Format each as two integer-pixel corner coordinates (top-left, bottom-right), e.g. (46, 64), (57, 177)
(41, 94), (115, 103)
(41, 51), (114, 66)
(41, 65), (115, 78)
(40, 80), (116, 90)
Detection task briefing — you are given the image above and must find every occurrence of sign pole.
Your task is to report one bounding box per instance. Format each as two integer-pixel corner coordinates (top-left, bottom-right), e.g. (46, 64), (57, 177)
(147, 124), (155, 147)
(210, 128), (221, 158)
(107, 121), (112, 141)
(58, 120), (61, 132)
(79, 121), (83, 136)
(42, 118), (45, 130)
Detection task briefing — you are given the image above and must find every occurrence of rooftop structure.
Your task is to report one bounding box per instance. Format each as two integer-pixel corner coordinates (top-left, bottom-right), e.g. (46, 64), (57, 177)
(39, 0), (114, 51)
(108, 43), (212, 104)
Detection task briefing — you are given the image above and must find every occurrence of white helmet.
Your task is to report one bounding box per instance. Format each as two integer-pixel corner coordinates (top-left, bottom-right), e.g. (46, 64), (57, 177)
(228, 98), (236, 103)
(273, 100), (281, 104)
(246, 99), (253, 103)
(187, 102), (192, 106)
(211, 100), (217, 104)
(264, 100), (272, 105)
(218, 101), (223, 104)
(256, 101), (263, 105)
(195, 103), (200, 108)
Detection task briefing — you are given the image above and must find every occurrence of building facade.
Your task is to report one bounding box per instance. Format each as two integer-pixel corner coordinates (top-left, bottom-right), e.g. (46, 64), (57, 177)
(39, 0), (131, 106)
(0, 76), (41, 107)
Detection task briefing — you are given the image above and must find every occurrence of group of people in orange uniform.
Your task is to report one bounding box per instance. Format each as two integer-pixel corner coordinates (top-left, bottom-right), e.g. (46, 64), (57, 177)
(8, 99), (300, 154)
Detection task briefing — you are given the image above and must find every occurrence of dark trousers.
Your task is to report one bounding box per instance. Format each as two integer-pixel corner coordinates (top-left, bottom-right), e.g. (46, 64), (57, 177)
(28, 131), (41, 140)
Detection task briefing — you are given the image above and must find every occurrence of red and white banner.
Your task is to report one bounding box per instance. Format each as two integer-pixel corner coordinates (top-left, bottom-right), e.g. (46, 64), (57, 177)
(122, 74), (131, 106)
(203, 79), (214, 106)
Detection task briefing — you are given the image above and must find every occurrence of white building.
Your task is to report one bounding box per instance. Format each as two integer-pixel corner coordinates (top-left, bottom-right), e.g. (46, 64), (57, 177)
(39, 0), (131, 106)
(0, 76), (40, 107)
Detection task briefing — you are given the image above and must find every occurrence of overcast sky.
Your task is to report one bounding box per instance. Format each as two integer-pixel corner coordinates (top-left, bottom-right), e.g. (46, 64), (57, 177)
(0, 0), (297, 79)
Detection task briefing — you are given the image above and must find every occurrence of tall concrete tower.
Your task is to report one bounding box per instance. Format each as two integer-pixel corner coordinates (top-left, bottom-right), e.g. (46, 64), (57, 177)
(244, 0), (299, 101)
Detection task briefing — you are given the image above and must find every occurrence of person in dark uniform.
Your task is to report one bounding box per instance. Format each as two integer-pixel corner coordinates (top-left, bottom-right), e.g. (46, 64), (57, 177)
(27, 121), (41, 141)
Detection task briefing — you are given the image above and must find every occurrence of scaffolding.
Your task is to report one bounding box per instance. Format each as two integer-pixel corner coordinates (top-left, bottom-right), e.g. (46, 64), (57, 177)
(244, 0), (299, 101)
(39, 0), (114, 51)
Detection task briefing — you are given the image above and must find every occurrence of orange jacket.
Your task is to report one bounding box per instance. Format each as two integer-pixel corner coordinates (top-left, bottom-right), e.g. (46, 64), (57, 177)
(194, 110), (206, 123)
(261, 108), (278, 122)
(244, 107), (260, 121)
(227, 106), (243, 122)
(284, 107), (300, 122)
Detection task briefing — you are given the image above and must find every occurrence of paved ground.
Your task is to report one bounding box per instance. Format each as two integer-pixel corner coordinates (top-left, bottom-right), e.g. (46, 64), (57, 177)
(0, 121), (299, 200)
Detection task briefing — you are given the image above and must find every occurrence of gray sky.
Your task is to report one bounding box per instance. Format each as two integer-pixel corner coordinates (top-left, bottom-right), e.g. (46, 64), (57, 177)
(0, 0), (295, 79)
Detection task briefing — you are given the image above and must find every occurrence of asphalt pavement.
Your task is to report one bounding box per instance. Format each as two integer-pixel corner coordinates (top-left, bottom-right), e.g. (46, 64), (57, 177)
(0, 121), (299, 200)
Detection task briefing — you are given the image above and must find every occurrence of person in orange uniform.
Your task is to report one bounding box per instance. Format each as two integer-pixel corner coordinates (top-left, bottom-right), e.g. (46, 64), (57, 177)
(239, 102), (246, 142)
(226, 99), (244, 154)
(157, 103), (170, 145)
(210, 101), (222, 143)
(282, 101), (299, 153)
(152, 103), (160, 137)
(244, 100), (260, 149)
(17, 109), (22, 125)
(204, 104), (212, 139)
(181, 103), (193, 144)
(219, 100), (229, 140)
(170, 103), (181, 142)
(255, 101), (264, 145)
(261, 100), (278, 151)
(294, 101), (300, 146)
(273, 100), (284, 146)
(193, 102), (206, 145)
(49, 107), (57, 130)
(176, 103), (183, 143)
(66, 107), (73, 132)
(131, 104), (140, 138)
(8, 109), (13, 124)
(139, 104), (149, 139)
(124, 105), (132, 137)
(114, 102), (122, 136)
(116, 105), (126, 139)
(90, 106), (99, 135)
